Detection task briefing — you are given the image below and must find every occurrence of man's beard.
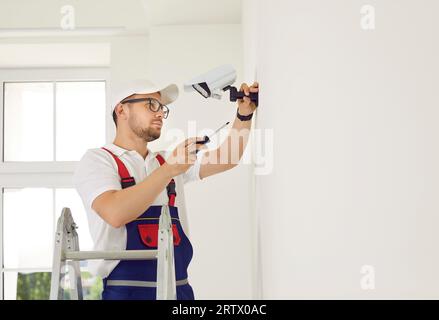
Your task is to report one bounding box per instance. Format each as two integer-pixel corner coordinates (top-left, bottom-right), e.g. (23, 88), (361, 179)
(129, 118), (161, 142)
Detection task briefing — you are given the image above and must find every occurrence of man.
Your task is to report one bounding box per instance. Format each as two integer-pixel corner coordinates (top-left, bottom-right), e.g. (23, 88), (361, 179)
(73, 79), (259, 300)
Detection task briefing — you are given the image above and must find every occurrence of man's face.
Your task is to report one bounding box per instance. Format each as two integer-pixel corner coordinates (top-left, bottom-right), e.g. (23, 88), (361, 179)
(125, 92), (165, 143)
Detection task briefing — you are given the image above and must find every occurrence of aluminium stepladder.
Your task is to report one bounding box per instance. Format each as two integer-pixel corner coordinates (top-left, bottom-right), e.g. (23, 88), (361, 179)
(49, 207), (177, 300)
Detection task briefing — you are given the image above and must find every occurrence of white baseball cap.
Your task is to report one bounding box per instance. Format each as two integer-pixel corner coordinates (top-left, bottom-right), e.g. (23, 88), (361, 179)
(110, 79), (179, 110)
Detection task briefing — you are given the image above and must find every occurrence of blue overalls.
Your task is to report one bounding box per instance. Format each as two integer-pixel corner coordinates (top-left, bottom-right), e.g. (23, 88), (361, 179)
(100, 147), (195, 300)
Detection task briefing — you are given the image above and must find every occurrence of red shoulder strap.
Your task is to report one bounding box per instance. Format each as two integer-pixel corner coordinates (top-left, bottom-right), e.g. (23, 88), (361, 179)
(101, 147), (135, 188)
(155, 153), (166, 166)
(102, 147), (130, 179)
(155, 153), (176, 207)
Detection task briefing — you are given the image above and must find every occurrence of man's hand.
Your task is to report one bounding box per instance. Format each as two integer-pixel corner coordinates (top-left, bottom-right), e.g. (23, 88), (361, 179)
(163, 137), (207, 177)
(237, 81), (259, 116)
(198, 81), (260, 180)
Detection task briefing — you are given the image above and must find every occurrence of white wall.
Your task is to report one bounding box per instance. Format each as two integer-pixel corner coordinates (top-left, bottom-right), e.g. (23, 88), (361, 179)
(245, 0), (439, 299)
(147, 24), (253, 299)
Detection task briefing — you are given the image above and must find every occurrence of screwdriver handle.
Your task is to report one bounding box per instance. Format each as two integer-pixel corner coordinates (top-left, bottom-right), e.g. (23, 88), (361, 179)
(195, 136), (210, 154)
(196, 135), (210, 144)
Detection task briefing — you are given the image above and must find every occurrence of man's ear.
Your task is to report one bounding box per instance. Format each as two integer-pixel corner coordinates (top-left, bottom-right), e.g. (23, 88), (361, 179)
(115, 103), (127, 120)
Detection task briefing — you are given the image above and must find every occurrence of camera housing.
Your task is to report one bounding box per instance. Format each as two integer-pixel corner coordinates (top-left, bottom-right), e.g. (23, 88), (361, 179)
(184, 64), (258, 106)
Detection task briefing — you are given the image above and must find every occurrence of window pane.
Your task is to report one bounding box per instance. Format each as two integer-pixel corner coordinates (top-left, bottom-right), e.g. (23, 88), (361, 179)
(55, 188), (93, 251)
(4, 272), (51, 300)
(61, 269), (103, 300)
(3, 188), (53, 269)
(56, 82), (106, 161)
(4, 82), (54, 161)
(4, 271), (102, 300)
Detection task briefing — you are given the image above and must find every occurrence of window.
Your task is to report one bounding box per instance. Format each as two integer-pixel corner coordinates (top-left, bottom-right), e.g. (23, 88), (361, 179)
(4, 81), (106, 161)
(2, 188), (101, 300)
(0, 68), (109, 299)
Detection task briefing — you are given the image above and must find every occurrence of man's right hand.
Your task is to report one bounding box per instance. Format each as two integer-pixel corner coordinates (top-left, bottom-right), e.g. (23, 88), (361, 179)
(163, 137), (207, 177)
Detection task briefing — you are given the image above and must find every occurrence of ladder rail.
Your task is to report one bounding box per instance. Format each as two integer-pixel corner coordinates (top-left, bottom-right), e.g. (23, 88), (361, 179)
(49, 210), (68, 300)
(156, 205), (176, 300)
(64, 250), (158, 261)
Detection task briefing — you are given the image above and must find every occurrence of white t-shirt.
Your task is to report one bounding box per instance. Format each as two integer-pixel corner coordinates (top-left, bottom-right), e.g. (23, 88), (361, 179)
(72, 142), (202, 278)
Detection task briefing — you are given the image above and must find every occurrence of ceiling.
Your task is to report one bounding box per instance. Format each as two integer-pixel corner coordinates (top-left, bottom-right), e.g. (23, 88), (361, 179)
(0, 0), (242, 35)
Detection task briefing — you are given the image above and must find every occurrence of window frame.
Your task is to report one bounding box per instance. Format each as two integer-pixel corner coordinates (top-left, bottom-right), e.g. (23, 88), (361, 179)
(0, 67), (111, 299)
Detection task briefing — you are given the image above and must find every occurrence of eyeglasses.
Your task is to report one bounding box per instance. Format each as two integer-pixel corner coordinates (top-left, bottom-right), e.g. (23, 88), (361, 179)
(121, 97), (169, 119)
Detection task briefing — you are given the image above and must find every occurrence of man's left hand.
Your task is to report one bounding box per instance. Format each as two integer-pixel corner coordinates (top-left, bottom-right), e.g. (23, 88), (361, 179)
(237, 81), (259, 116)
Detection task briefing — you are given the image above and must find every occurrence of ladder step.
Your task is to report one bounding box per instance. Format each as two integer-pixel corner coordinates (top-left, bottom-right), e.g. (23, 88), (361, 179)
(64, 250), (158, 261)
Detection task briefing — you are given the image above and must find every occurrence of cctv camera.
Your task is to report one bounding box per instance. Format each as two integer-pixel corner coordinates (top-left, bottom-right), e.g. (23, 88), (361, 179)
(184, 64), (258, 106)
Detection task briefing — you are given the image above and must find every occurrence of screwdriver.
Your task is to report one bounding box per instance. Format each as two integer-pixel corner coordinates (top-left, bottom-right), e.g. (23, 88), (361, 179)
(190, 121), (230, 154)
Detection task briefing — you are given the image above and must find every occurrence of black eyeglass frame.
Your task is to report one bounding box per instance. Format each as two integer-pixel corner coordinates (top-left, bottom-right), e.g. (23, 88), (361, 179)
(121, 97), (169, 119)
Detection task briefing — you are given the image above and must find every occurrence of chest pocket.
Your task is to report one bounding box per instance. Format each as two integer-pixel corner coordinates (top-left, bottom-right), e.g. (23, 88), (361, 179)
(138, 223), (181, 247)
